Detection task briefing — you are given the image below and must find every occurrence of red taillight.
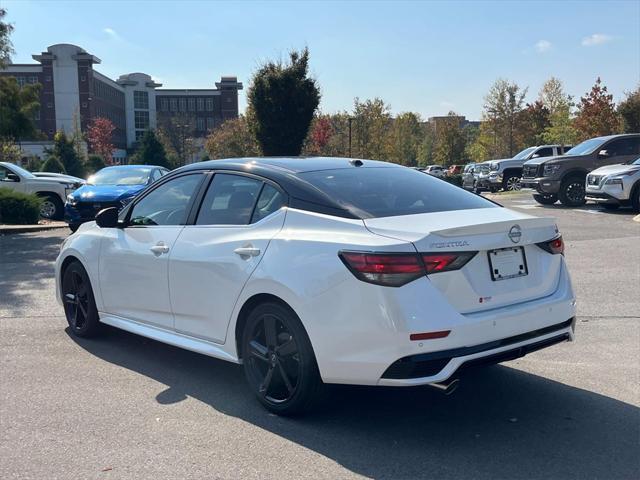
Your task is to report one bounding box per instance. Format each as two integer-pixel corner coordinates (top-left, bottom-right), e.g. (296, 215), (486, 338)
(537, 235), (565, 255)
(339, 250), (477, 287)
(421, 252), (477, 274)
(339, 252), (423, 287)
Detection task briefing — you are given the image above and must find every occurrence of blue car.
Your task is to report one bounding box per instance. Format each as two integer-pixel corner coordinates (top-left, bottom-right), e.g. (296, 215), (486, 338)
(65, 165), (169, 232)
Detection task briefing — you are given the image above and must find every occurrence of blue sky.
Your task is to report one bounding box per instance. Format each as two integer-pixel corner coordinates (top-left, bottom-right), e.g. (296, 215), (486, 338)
(4, 0), (639, 120)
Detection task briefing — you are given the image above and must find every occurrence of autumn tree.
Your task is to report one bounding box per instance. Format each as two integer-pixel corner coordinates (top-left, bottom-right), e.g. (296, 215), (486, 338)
(86, 117), (115, 164)
(432, 112), (467, 166)
(351, 98), (391, 160)
(304, 115), (333, 155)
(618, 86), (640, 133)
(536, 78), (579, 146)
(483, 79), (528, 157)
(205, 116), (260, 159)
(385, 112), (423, 166)
(247, 48), (320, 156)
(518, 101), (550, 147)
(465, 121), (496, 162)
(574, 78), (622, 139)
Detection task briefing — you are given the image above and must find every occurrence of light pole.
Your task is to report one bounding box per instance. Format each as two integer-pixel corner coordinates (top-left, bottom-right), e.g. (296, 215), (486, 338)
(348, 117), (353, 158)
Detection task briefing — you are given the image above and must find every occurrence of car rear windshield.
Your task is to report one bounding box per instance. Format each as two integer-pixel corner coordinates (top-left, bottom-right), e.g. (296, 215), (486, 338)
(299, 167), (498, 218)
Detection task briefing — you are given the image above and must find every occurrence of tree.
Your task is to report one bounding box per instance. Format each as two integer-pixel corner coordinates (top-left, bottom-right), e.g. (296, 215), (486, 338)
(157, 114), (197, 166)
(86, 117), (115, 164)
(0, 140), (21, 163)
(617, 86), (640, 133)
(351, 97), (391, 160)
(304, 115), (333, 155)
(46, 131), (84, 177)
(40, 156), (66, 174)
(574, 77), (622, 139)
(205, 116), (260, 159)
(465, 121), (496, 162)
(539, 77), (571, 115)
(483, 79), (528, 157)
(432, 112), (466, 166)
(542, 103), (579, 146)
(131, 130), (170, 167)
(385, 112), (423, 166)
(71, 109), (86, 161)
(86, 154), (106, 174)
(247, 48), (320, 156)
(0, 7), (14, 68)
(0, 77), (41, 141)
(518, 101), (550, 146)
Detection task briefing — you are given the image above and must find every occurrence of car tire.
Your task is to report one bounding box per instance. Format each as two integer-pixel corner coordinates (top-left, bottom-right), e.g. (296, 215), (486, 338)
(600, 204), (620, 211)
(558, 175), (586, 207)
(503, 175), (521, 192)
(532, 193), (558, 205)
(631, 183), (640, 213)
(39, 194), (64, 220)
(242, 301), (326, 416)
(61, 260), (102, 338)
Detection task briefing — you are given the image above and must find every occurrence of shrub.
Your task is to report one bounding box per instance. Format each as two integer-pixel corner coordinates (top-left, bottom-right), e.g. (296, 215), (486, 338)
(0, 188), (43, 224)
(442, 173), (463, 187)
(86, 154), (106, 174)
(40, 155), (66, 174)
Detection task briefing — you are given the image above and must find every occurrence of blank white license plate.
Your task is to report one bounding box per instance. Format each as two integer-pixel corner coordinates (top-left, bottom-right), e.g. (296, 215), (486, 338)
(488, 247), (528, 281)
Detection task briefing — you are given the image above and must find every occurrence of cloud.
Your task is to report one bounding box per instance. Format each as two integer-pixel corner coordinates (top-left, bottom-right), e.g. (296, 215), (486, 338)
(581, 33), (613, 46)
(535, 40), (552, 53)
(103, 28), (123, 42)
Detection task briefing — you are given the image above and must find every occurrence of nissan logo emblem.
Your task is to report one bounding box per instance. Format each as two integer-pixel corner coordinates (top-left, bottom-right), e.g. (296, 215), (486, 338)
(508, 225), (522, 243)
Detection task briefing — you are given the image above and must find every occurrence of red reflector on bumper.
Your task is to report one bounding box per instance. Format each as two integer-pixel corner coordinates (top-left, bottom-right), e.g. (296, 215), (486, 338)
(410, 330), (451, 341)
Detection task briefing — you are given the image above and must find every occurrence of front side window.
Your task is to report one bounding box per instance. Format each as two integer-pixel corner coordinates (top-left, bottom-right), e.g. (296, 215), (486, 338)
(130, 174), (202, 226)
(196, 174), (262, 225)
(535, 147), (554, 157)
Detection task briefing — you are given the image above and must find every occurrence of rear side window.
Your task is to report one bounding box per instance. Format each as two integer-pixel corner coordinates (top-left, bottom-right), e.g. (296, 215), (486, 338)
(196, 174), (262, 225)
(251, 184), (286, 223)
(299, 167), (497, 218)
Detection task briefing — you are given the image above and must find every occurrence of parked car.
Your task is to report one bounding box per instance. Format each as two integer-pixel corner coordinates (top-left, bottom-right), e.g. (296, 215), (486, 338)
(33, 171), (86, 188)
(485, 145), (571, 192)
(461, 163), (477, 190)
(423, 165), (446, 178)
(448, 165), (463, 175)
(585, 157), (640, 212)
(473, 161), (493, 192)
(0, 161), (78, 219)
(521, 134), (640, 206)
(65, 165), (169, 232)
(57, 157), (576, 415)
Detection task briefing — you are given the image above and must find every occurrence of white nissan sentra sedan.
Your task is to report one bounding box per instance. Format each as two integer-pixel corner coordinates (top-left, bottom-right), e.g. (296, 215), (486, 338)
(56, 157), (576, 415)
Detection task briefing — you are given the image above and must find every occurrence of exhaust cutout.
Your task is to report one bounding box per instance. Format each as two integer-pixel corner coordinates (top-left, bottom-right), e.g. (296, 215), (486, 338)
(428, 378), (459, 395)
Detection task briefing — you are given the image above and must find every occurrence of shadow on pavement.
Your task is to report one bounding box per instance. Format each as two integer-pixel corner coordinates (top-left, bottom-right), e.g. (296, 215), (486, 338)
(0, 231), (65, 316)
(68, 326), (640, 480)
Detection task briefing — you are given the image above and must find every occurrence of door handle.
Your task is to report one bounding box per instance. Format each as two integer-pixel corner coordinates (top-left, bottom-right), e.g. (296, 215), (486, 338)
(150, 242), (170, 256)
(234, 246), (261, 258)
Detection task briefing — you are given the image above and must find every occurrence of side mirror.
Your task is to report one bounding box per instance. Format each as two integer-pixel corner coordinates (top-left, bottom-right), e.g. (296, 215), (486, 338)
(5, 173), (20, 182)
(95, 207), (119, 228)
(598, 149), (609, 158)
(531, 154), (540, 159)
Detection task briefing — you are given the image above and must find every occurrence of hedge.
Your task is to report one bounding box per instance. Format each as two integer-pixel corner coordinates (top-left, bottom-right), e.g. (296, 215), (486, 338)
(0, 188), (43, 225)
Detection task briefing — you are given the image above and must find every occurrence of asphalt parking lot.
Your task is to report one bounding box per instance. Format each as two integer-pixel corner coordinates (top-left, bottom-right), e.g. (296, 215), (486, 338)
(1, 192), (639, 480)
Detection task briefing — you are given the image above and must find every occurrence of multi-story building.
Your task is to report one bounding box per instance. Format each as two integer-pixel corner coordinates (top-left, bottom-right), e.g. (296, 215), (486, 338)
(0, 43), (242, 161)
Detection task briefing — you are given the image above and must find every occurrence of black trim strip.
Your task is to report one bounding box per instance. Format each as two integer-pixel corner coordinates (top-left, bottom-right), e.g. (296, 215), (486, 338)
(382, 317), (574, 379)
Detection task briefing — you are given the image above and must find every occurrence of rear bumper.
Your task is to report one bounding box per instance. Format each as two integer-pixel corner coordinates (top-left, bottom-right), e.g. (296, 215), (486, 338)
(520, 178), (561, 194)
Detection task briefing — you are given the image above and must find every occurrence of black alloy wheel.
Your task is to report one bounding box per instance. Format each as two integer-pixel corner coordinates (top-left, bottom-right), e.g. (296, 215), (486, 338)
(243, 302), (324, 415)
(559, 176), (586, 207)
(62, 261), (101, 337)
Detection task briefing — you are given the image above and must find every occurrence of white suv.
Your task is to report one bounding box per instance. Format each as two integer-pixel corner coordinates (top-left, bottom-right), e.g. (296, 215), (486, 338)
(0, 162), (79, 219)
(585, 158), (640, 212)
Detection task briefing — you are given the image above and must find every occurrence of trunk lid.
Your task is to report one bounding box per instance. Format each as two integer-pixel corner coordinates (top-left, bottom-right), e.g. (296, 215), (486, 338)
(364, 208), (562, 314)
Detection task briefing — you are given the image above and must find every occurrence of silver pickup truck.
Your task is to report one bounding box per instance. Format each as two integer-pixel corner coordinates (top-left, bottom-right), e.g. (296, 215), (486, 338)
(480, 145), (572, 192)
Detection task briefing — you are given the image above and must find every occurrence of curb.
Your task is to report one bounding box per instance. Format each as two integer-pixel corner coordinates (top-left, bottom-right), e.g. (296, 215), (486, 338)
(0, 223), (67, 235)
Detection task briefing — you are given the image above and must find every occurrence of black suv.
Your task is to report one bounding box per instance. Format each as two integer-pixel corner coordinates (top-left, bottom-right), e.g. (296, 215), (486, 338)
(521, 134), (640, 206)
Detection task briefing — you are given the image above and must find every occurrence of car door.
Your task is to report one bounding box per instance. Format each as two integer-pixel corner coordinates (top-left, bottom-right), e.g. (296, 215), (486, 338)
(99, 173), (204, 328)
(597, 137), (640, 168)
(169, 173), (287, 343)
(0, 165), (24, 193)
